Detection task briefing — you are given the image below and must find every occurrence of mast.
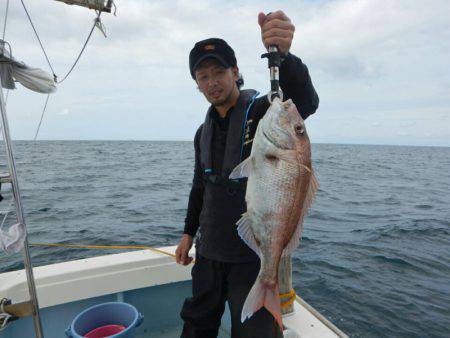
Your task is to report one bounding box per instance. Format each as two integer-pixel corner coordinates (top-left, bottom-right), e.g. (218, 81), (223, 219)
(0, 1), (115, 337)
(0, 81), (44, 337)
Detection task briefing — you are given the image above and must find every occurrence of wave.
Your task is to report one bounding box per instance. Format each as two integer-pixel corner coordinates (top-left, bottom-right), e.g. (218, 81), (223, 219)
(371, 255), (416, 268)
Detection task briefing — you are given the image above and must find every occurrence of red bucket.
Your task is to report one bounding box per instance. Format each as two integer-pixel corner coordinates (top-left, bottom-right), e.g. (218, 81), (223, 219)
(84, 324), (126, 338)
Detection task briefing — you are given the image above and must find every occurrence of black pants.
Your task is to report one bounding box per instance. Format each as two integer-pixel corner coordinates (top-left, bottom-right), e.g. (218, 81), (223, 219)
(180, 255), (282, 338)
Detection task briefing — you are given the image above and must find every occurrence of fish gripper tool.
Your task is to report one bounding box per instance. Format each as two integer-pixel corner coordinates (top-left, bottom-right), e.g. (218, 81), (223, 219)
(261, 45), (283, 103)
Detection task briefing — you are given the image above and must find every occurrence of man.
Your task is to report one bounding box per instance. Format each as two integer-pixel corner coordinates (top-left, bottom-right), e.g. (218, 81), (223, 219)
(176, 11), (319, 338)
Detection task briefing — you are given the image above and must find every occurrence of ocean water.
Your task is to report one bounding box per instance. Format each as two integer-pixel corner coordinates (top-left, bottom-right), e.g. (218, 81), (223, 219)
(0, 141), (449, 338)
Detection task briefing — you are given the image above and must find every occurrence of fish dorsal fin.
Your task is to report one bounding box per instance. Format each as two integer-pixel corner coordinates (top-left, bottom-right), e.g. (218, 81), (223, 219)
(236, 213), (260, 256)
(229, 156), (253, 179)
(282, 168), (319, 256)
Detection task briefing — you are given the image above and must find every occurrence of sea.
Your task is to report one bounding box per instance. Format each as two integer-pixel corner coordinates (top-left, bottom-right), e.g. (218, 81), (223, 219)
(0, 141), (449, 338)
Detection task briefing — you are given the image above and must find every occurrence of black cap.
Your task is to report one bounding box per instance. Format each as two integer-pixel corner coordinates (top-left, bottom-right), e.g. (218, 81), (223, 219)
(189, 38), (237, 79)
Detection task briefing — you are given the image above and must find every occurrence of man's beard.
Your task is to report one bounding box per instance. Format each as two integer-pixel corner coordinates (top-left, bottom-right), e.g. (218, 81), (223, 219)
(208, 89), (232, 107)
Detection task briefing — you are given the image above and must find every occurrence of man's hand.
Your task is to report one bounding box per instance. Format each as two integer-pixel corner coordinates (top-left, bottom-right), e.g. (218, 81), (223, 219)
(258, 11), (295, 55)
(175, 234), (194, 265)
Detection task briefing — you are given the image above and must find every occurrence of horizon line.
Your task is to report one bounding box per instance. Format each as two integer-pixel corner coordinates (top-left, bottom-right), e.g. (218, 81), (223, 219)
(10, 139), (450, 148)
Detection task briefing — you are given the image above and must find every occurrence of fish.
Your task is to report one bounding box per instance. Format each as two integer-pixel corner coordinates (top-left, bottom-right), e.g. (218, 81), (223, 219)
(229, 97), (318, 330)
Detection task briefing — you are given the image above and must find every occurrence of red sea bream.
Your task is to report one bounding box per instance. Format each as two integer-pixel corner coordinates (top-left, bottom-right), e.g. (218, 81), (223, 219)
(230, 98), (318, 330)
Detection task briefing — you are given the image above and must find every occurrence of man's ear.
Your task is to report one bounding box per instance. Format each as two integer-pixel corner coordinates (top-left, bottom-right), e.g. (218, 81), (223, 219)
(232, 66), (239, 81)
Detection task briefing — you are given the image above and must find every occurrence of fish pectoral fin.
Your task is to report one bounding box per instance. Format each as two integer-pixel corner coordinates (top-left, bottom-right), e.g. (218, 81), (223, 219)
(275, 150), (298, 164)
(229, 156), (253, 179)
(237, 213), (260, 255)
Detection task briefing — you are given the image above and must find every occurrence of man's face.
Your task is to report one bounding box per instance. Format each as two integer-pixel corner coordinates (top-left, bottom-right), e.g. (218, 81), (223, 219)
(195, 58), (239, 106)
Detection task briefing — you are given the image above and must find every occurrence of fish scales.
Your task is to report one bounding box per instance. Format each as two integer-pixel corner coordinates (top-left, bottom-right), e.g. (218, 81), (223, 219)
(229, 97), (318, 331)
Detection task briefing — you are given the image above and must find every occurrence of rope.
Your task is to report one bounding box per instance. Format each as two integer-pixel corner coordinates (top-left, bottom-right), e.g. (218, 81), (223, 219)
(0, 298), (8, 314)
(1, 0), (10, 106)
(29, 242), (296, 305)
(57, 11), (102, 83)
(279, 289), (295, 298)
(18, 2), (103, 139)
(0, 200), (14, 231)
(19, 0), (103, 84)
(29, 242), (178, 260)
(19, 0), (57, 79)
(280, 288), (297, 309)
(33, 94), (50, 141)
(0, 298), (12, 331)
(0, 312), (12, 331)
(2, 0), (9, 40)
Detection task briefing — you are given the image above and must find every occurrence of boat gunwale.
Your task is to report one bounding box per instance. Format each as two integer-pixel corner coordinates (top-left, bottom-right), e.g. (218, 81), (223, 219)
(295, 296), (349, 338)
(0, 246), (347, 337)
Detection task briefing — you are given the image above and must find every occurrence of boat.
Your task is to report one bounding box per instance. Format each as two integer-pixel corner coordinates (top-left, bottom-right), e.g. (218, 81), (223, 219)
(0, 246), (348, 337)
(0, 1), (348, 337)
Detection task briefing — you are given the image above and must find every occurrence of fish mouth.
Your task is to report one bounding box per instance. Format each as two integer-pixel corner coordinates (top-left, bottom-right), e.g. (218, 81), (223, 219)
(262, 129), (290, 150)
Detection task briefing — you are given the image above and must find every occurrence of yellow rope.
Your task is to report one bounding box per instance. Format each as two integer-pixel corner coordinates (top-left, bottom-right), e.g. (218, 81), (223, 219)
(280, 288), (297, 309)
(279, 289), (296, 298)
(30, 243), (177, 259)
(30, 242), (297, 304)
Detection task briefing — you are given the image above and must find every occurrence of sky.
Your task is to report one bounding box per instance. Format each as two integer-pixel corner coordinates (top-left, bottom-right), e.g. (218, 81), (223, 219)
(1, 0), (449, 146)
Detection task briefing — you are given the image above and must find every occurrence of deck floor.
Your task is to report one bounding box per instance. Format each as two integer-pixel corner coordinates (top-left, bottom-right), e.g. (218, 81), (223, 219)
(0, 281), (233, 338)
(141, 325), (230, 338)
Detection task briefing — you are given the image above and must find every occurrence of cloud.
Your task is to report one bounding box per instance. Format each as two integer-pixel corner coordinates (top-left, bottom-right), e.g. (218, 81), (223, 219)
(1, 0), (449, 146)
(56, 108), (69, 116)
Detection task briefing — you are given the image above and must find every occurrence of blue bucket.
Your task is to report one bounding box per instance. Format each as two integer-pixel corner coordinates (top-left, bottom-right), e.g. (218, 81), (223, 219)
(65, 302), (144, 338)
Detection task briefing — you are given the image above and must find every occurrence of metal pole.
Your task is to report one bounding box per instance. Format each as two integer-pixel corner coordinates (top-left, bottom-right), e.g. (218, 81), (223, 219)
(268, 45), (281, 100)
(0, 86), (44, 337)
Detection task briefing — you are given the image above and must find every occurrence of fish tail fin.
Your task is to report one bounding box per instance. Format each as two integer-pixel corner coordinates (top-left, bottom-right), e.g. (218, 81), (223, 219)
(266, 283), (284, 331)
(241, 279), (284, 331)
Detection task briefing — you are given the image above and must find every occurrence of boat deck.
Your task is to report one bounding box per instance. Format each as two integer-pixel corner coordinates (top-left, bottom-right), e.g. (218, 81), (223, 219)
(0, 246), (346, 337)
(143, 325), (229, 338)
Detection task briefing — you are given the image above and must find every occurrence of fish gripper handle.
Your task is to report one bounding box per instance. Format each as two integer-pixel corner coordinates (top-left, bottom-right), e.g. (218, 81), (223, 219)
(261, 45), (283, 102)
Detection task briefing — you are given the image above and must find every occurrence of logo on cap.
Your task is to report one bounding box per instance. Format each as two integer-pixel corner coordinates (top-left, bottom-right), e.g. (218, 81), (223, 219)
(204, 44), (215, 51)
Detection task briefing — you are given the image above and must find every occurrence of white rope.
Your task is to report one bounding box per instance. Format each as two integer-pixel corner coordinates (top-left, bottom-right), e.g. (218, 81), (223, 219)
(0, 298), (13, 331)
(33, 93), (50, 141)
(20, 0), (104, 84)
(2, 0), (10, 106)
(0, 199), (14, 229)
(0, 312), (12, 331)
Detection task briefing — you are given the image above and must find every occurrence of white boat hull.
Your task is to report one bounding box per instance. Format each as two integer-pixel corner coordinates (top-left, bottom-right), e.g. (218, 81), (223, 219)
(0, 246), (347, 337)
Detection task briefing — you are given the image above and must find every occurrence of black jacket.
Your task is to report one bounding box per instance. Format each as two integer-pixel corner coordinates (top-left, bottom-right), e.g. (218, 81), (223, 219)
(184, 53), (319, 262)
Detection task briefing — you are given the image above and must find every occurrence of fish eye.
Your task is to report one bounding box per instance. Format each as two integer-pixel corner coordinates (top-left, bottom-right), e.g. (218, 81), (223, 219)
(295, 124), (304, 135)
